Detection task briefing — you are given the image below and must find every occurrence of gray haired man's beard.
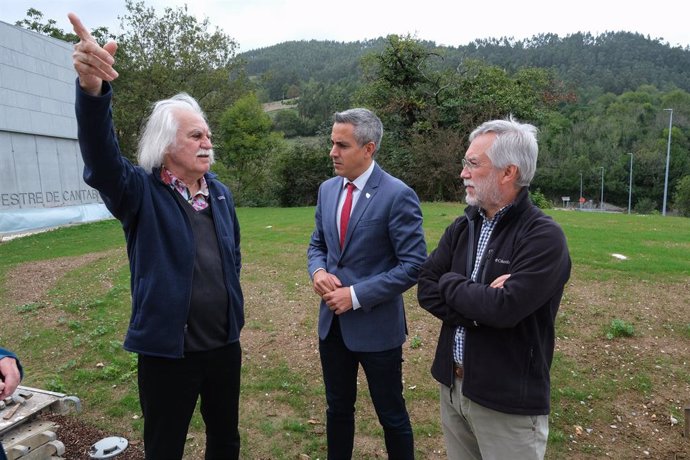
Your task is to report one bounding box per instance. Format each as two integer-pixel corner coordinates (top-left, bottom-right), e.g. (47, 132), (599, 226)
(464, 177), (503, 210)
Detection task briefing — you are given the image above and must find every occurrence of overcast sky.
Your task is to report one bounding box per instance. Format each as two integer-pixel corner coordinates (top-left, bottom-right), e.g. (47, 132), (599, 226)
(1, 0), (689, 53)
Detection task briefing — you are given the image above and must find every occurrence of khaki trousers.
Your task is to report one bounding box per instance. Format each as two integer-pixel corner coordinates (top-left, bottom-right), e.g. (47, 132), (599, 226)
(440, 377), (548, 460)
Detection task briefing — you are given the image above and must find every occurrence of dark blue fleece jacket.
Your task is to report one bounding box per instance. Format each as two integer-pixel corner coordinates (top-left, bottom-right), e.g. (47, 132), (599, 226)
(75, 81), (244, 358)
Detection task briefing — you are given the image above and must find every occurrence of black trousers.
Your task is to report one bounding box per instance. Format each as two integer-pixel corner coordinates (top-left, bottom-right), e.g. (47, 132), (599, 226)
(319, 317), (414, 460)
(138, 342), (242, 460)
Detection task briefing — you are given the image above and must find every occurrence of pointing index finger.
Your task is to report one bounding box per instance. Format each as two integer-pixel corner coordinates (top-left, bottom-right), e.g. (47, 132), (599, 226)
(67, 12), (94, 42)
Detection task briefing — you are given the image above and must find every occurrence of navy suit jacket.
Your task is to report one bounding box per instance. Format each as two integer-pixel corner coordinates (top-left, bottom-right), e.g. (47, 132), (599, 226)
(307, 164), (427, 352)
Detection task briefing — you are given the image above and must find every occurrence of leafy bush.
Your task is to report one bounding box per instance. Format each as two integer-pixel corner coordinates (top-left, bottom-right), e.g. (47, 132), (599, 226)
(273, 142), (333, 207)
(272, 110), (320, 137)
(673, 175), (690, 217)
(634, 197), (657, 215)
(529, 189), (551, 209)
(605, 319), (634, 339)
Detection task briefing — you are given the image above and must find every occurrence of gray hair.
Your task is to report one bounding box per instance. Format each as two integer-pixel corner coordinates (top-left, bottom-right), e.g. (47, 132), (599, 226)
(137, 93), (209, 172)
(334, 108), (383, 154)
(469, 115), (539, 187)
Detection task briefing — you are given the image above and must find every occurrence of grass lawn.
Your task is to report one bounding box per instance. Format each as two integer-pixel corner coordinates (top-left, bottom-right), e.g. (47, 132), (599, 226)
(0, 205), (688, 459)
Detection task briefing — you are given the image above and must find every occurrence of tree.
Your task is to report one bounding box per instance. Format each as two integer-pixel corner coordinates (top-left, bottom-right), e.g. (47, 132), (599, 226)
(272, 110), (302, 137)
(356, 35), (565, 199)
(355, 35), (455, 187)
(357, 34), (440, 134)
(405, 129), (464, 201)
(298, 79), (355, 128)
(15, 8), (79, 42)
(673, 175), (690, 217)
(112, 0), (248, 161)
(273, 142), (333, 207)
(534, 86), (690, 206)
(218, 93), (283, 205)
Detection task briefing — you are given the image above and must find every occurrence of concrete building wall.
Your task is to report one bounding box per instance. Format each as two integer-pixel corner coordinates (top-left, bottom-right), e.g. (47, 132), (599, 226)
(0, 20), (110, 237)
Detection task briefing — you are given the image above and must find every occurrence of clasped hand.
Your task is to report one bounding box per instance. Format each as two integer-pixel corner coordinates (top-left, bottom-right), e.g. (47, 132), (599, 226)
(312, 271), (353, 315)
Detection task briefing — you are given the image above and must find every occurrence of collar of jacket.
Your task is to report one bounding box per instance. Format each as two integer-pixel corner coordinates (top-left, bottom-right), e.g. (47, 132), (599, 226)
(151, 167), (218, 185)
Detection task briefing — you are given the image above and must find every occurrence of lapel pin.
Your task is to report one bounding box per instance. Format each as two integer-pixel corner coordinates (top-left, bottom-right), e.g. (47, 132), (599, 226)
(366, 192), (371, 199)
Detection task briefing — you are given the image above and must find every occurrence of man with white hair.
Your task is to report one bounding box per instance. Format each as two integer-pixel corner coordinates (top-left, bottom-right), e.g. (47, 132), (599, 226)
(417, 116), (571, 459)
(69, 13), (244, 459)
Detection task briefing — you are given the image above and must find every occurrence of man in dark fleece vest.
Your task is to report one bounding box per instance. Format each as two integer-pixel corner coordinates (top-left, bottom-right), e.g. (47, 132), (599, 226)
(69, 13), (244, 459)
(417, 116), (571, 460)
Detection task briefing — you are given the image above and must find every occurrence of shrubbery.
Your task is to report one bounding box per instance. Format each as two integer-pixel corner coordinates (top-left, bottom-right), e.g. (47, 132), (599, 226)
(529, 189), (551, 209)
(274, 143), (333, 207)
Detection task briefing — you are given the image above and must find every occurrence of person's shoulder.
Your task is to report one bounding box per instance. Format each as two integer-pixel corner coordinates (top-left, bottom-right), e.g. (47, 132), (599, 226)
(0, 348), (17, 359)
(450, 212), (471, 231)
(518, 206), (567, 242)
(319, 175), (341, 189)
(206, 174), (236, 200)
(206, 173), (228, 188)
(377, 167), (412, 191)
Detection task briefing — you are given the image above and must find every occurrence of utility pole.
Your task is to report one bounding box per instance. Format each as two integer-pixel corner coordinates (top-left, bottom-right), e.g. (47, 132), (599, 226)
(627, 153), (633, 214)
(599, 166), (604, 211)
(662, 108), (673, 216)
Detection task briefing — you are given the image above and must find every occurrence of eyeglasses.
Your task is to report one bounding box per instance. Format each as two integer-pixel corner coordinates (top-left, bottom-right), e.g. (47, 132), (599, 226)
(461, 158), (483, 170)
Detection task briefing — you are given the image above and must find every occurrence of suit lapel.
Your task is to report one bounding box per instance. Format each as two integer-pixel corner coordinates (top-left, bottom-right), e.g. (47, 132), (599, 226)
(324, 178), (343, 252)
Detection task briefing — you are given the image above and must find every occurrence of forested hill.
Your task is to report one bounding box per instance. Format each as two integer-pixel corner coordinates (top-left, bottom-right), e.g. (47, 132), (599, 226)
(459, 32), (690, 95)
(242, 38), (388, 80)
(240, 31), (690, 99)
(240, 38), (389, 99)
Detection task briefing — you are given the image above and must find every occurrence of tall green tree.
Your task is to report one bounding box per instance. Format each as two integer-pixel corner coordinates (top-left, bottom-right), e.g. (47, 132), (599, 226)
(357, 35), (440, 134)
(355, 35), (456, 192)
(112, 0), (248, 160)
(356, 35), (565, 200)
(218, 93), (283, 205)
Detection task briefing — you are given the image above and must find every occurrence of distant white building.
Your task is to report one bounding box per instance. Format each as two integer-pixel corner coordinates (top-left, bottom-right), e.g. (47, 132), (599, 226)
(0, 20), (111, 238)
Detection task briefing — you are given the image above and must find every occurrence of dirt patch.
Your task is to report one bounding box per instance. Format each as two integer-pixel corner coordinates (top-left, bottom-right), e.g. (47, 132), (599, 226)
(3, 250), (123, 307)
(555, 272), (690, 458)
(262, 100), (297, 113)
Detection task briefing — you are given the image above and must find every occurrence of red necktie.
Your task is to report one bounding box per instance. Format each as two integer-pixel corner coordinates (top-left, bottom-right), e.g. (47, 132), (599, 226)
(340, 182), (355, 248)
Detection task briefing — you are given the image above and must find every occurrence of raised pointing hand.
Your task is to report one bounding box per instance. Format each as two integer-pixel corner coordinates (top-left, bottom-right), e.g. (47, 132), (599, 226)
(68, 12), (119, 96)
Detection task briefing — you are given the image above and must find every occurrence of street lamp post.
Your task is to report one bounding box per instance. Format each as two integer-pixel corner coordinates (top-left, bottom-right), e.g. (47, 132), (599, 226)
(627, 153), (633, 214)
(599, 166), (604, 211)
(663, 108), (673, 216)
(579, 172), (583, 209)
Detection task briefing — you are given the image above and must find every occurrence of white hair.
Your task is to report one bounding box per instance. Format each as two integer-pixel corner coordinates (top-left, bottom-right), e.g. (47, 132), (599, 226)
(137, 93), (208, 172)
(469, 115), (539, 187)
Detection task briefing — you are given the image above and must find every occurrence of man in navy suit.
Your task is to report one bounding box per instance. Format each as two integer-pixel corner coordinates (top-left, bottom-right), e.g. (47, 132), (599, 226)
(308, 108), (427, 459)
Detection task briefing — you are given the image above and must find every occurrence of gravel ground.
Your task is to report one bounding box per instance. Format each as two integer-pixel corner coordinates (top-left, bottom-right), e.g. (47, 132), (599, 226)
(41, 414), (145, 459)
